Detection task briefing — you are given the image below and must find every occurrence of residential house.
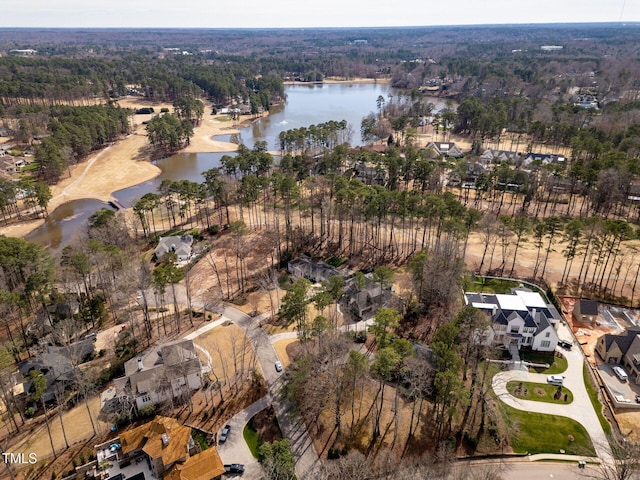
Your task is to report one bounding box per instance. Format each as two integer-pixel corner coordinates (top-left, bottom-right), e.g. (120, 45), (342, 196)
(521, 152), (567, 168)
(463, 286), (562, 352)
(111, 339), (202, 411)
(479, 149), (521, 166)
(155, 234), (193, 262)
(18, 338), (95, 403)
(352, 164), (387, 185)
(94, 416), (225, 480)
(287, 256), (346, 284)
(425, 142), (463, 158)
(573, 299), (599, 326)
(596, 328), (640, 384)
(344, 273), (393, 320)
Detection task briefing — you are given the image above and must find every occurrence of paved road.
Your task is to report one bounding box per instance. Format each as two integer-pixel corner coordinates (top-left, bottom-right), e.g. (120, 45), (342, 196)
(222, 306), (322, 479)
(493, 322), (612, 462)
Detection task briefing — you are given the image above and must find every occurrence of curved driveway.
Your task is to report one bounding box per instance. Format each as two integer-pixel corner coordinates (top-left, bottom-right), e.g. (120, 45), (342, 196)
(214, 306), (322, 479)
(492, 322), (612, 463)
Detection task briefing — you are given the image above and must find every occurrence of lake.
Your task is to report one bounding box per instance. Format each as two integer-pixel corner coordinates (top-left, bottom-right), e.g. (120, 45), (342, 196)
(26, 83), (452, 252)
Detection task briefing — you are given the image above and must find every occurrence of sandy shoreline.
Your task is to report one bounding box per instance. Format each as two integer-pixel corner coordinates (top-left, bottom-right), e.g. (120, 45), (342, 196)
(0, 98), (246, 239)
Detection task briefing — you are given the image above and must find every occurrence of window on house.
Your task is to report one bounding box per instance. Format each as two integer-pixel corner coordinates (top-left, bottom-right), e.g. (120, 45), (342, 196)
(540, 340), (550, 348)
(141, 395), (151, 403)
(510, 327), (519, 333)
(545, 332), (550, 338)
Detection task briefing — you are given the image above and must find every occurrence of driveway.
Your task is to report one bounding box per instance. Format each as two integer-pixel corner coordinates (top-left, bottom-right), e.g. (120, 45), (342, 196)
(216, 397), (270, 480)
(492, 322), (613, 462)
(194, 306), (321, 479)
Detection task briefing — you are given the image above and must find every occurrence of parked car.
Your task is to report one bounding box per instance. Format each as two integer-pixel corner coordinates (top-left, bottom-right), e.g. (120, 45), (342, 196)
(219, 424), (231, 443)
(547, 375), (565, 386)
(558, 339), (572, 350)
(275, 360), (283, 372)
(613, 366), (628, 382)
(224, 464), (245, 474)
(635, 394), (640, 404)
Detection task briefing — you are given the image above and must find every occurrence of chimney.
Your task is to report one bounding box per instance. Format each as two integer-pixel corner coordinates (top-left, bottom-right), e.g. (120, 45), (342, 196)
(137, 358), (144, 371)
(161, 433), (169, 447)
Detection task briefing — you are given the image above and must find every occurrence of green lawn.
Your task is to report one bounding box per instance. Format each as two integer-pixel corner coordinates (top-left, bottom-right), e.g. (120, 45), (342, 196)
(466, 276), (522, 294)
(465, 276), (548, 299)
(584, 363), (612, 436)
(520, 351), (568, 374)
(497, 403), (595, 455)
(243, 421), (261, 459)
(506, 381), (574, 404)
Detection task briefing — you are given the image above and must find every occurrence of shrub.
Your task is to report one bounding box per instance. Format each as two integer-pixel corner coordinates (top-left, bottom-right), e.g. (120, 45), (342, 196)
(328, 447), (340, 459)
(24, 406), (35, 418)
(137, 405), (156, 418)
(115, 411), (132, 428)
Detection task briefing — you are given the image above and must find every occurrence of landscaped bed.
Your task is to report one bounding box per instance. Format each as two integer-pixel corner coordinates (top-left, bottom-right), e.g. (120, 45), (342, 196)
(497, 403), (595, 455)
(506, 380), (573, 404)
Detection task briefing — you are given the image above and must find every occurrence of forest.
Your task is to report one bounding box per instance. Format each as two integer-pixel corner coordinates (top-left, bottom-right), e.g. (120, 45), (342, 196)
(1, 24), (640, 480)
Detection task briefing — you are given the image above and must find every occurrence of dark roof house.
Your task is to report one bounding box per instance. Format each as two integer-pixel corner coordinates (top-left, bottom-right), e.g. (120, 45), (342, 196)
(287, 256), (346, 284)
(573, 299), (599, 325)
(18, 338), (95, 402)
(596, 328), (640, 385)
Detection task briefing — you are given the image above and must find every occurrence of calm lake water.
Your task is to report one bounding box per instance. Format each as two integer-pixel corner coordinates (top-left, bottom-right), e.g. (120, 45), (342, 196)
(26, 84), (452, 252)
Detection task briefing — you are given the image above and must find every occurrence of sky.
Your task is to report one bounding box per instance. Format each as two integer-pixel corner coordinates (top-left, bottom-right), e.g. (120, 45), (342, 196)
(1, 0), (638, 29)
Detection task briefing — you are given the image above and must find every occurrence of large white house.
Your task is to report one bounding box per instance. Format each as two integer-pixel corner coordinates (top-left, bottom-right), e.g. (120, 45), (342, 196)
(464, 286), (561, 352)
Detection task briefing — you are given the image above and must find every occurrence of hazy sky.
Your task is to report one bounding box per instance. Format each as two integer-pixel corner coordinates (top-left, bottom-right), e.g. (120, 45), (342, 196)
(2, 0), (638, 28)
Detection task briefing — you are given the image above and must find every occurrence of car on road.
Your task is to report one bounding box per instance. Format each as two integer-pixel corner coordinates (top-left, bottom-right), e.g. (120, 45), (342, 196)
(613, 366), (628, 382)
(224, 464), (245, 474)
(275, 360), (283, 372)
(547, 375), (565, 386)
(558, 339), (572, 350)
(219, 424), (231, 443)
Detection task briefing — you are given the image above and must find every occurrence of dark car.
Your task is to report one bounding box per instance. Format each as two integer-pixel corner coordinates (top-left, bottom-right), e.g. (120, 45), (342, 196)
(224, 464), (245, 474)
(558, 339), (572, 350)
(219, 424), (231, 443)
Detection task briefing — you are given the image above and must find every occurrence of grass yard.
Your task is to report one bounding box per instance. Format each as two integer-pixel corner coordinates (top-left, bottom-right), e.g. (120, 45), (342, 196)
(506, 381), (574, 404)
(466, 276), (521, 294)
(520, 351), (568, 374)
(466, 276), (548, 299)
(497, 403), (595, 455)
(243, 422), (261, 458)
(584, 363), (612, 436)
(243, 406), (282, 459)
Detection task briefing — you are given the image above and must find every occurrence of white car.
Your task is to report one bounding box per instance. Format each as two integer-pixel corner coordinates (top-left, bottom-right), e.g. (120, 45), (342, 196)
(613, 366), (628, 382)
(274, 360), (283, 372)
(547, 375), (565, 386)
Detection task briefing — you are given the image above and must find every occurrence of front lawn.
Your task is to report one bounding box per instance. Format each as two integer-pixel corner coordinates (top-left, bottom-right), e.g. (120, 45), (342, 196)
(506, 381), (573, 404)
(243, 421), (261, 458)
(520, 351), (568, 374)
(497, 403), (595, 455)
